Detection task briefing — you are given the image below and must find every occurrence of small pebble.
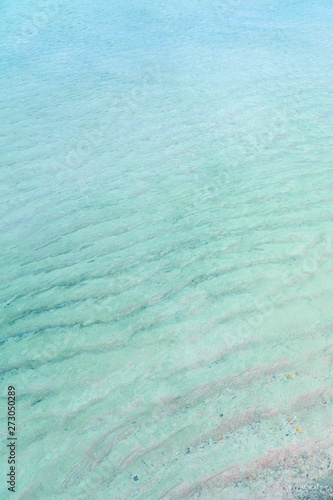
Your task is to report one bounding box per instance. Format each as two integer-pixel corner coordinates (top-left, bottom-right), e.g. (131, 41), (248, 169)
(296, 426), (302, 433)
(220, 414), (223, 417)
(134, 476), (139, 481)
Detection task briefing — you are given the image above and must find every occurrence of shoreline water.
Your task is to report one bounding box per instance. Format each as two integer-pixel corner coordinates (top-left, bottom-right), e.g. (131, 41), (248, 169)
(1, 0), (333, 498)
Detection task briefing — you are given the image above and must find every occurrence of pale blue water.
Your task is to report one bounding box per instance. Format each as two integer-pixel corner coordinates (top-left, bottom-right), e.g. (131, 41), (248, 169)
(1, 1), (333, 498)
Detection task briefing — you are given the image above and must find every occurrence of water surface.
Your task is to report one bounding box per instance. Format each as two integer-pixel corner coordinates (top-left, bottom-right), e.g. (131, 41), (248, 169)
(1, 0), (333, 498)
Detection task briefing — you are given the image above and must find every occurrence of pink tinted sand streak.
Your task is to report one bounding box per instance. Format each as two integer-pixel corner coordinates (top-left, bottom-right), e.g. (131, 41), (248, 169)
(169, 438), (331, 499)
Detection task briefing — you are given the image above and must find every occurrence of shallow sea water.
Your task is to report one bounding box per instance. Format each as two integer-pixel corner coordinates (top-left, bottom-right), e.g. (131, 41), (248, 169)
(1, 0), (333, 498)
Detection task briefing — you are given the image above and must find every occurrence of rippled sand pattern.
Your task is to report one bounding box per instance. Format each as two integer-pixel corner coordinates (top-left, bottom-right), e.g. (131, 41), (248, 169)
(1, 0), (333, 498)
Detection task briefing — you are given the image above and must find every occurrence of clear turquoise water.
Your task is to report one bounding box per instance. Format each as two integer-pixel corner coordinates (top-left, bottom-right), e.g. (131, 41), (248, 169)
(1, 1), (333, 498)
